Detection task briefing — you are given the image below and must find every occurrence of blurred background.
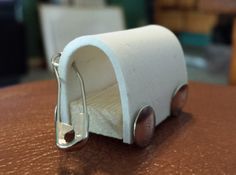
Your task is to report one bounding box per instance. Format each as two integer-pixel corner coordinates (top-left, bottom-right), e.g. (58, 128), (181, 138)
(1, 0), (236, 87)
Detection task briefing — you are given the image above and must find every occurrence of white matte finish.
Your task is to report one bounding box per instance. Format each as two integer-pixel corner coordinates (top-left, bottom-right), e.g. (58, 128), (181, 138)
(71, 84), (123, 139)
(58, 25), (187, 144)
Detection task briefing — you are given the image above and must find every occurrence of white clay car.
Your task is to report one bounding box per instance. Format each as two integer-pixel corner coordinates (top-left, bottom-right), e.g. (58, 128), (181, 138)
(51, 25), (188, 149)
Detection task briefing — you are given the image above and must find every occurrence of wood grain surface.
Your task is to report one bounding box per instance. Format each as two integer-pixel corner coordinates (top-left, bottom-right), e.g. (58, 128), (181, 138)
(0, 80), (236, 174)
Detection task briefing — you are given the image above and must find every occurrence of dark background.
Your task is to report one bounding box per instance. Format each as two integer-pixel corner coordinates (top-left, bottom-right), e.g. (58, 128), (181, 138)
(0, 0), (235, 86)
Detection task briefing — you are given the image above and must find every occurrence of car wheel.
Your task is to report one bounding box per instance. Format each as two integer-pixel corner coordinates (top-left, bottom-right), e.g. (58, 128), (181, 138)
(133, 106), (156, 147)
(171, 84), (188, 116)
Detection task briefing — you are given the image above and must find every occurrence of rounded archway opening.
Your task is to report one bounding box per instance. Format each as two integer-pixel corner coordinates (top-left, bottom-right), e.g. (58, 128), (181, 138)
(69, 45), (123, 139)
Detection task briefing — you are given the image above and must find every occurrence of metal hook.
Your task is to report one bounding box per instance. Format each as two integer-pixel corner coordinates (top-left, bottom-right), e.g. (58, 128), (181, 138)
(51, 53), (89, 150)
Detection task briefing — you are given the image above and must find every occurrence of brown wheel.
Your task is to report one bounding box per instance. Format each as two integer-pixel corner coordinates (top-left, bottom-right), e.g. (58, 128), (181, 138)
(171, 84), (188, 117)
(133, 106), (156, 147)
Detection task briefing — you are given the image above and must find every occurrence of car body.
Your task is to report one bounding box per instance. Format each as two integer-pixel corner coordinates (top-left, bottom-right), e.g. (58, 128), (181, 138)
(52, 25), (188, 149)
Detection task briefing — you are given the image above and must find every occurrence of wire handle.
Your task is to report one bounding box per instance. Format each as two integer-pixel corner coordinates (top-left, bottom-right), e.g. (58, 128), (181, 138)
(51, 53), (89, 150)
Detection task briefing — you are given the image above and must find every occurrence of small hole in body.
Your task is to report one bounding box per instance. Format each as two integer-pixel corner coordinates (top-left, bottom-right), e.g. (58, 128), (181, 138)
(64, 130), (75, 143)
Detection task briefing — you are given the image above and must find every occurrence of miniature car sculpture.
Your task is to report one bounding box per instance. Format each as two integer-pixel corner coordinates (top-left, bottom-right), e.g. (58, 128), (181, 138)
(51, 25), (188, 150)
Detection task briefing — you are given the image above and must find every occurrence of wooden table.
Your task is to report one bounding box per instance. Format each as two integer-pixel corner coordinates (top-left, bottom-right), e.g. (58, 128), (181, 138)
(0, 80), (236, 174)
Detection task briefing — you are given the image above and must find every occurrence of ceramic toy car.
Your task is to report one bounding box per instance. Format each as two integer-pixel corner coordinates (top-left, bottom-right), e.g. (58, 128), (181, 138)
(51, 25), (188, 150)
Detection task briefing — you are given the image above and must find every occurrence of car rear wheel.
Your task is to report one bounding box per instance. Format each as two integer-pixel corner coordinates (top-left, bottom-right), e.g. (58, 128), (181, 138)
(171, 84), (188, 116)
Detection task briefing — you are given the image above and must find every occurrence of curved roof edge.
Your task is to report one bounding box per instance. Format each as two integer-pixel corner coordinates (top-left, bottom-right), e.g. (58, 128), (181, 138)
(59, 35), (132, 143)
